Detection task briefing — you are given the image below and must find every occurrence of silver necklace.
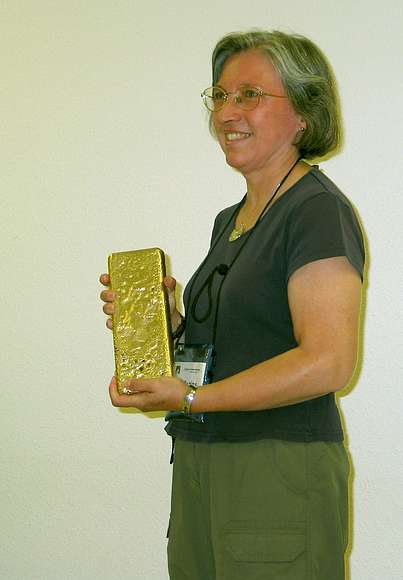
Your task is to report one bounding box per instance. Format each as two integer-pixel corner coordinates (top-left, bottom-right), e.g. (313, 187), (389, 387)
(228, 157), (301, 242)
(228, 183), (280, 242)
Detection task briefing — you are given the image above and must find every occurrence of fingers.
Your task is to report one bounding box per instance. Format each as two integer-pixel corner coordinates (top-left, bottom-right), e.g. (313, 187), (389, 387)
(102, 302), (115, 315)
(100, 273), (110, 286)
(109, 376), (188, 412)
(109, 377), (131, 406)
(100, 288), (115, 329)
(163, 276), (178, 317)
(100, 289), (116, 302)
(100, 274), (116, 330)
(109, 376), (149, 409)
(164, 276), (176, 291)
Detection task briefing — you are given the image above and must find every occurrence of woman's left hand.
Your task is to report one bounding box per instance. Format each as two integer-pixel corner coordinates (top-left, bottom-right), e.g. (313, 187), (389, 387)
(109, 375), (188, 412)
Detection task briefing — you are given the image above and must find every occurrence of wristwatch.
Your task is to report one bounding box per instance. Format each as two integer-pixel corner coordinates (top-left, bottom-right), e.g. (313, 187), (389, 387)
(182, 386), (197, 414)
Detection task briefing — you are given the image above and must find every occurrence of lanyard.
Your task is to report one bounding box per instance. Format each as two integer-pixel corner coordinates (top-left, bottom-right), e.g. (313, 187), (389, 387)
(187, 157), (302, 349)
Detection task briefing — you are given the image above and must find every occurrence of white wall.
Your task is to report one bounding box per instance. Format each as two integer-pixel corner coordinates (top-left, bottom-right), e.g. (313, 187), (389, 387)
(2, 1), (403, 578)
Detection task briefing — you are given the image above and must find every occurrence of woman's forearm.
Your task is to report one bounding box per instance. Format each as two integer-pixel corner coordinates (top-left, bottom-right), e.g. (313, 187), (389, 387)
(191, 344), (357, 413)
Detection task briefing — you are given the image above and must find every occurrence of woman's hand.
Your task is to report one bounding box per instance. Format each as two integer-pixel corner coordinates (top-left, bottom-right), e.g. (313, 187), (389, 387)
(99, 273), (183, 333)
(99, 273), (115, 330)
(109, 375), (188, 412)
(162, 275), (183, 333)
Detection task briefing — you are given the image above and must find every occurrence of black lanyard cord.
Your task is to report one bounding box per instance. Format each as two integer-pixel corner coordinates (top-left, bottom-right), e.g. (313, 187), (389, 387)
(186, 201), (243, 321)
(190, 263), (229, 323)
(188, 157), (302, 347)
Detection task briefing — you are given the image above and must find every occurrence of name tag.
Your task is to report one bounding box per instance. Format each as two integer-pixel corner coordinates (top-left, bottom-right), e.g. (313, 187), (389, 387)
(166, 344), (214, 423)
(175, 343), (214, 382)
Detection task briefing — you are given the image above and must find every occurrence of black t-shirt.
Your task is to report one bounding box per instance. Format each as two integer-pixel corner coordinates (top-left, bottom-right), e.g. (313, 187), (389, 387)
(166, 167), (365, 442)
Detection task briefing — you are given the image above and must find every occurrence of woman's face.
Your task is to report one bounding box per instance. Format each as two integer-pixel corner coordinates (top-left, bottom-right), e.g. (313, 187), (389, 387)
(213, 50), (305, 176)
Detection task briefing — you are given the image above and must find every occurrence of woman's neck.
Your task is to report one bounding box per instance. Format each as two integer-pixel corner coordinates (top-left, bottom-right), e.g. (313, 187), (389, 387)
(245, 151), (301, 209)
(233, 156), (312, 234)
(244, 154), (308, 210)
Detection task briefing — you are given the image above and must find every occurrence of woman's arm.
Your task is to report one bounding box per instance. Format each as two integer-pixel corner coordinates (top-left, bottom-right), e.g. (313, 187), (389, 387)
(192, 256), (362, 412)
(110, 256), (363, 412)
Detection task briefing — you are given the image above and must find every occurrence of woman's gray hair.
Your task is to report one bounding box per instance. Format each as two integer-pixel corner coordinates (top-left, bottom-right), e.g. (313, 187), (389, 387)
(210, 29), (343, 159)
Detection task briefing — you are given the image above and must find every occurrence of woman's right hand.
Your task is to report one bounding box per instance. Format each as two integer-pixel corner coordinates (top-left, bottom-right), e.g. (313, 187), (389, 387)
(99, 273), (182, 332)
(99, 273), (115, 330)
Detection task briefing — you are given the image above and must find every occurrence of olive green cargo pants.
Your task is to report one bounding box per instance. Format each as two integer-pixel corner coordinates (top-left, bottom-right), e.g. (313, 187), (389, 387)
(167, 438), (349, 580)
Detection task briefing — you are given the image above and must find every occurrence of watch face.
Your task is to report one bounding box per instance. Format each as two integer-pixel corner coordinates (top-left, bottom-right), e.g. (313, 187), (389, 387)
(183, 388), (196, 414)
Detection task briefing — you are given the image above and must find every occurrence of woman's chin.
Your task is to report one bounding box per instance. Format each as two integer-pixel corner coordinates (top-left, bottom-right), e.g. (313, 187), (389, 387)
(225, 152), (245, 171)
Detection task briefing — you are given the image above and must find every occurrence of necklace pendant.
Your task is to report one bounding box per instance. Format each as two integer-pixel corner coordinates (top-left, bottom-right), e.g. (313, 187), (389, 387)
(229, 223), (245, 242)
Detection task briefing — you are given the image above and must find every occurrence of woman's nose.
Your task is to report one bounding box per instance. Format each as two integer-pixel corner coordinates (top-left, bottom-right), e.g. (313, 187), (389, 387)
(215, 94), (243, 122)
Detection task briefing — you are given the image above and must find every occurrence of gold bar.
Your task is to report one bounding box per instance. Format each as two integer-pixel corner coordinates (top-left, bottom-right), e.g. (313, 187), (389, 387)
(108, 248), (174, 394)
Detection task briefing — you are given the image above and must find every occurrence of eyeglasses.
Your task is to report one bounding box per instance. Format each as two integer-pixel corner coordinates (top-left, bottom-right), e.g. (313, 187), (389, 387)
(201, 85), (287, 112)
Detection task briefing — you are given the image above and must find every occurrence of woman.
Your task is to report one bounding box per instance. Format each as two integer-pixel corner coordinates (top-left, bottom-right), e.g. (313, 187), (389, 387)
(101, 30), (364, 580)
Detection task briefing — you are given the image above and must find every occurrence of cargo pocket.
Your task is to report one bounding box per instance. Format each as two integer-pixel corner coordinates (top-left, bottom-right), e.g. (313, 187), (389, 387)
(223, 523), (306, 580)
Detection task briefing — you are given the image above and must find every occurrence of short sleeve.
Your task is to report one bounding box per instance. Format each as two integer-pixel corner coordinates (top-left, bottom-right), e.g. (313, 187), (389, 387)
(285, 193), (365, 281)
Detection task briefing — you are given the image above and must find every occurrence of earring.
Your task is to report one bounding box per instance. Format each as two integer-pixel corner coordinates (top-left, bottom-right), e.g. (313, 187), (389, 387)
(299, 126), (305, 132)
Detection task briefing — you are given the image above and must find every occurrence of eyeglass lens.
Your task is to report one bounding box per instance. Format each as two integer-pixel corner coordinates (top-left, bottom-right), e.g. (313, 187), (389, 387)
(203, 86), (261, 111)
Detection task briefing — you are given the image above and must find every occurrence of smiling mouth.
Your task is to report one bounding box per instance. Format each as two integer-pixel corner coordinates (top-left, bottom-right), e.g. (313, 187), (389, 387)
(225, 132), (252, 142)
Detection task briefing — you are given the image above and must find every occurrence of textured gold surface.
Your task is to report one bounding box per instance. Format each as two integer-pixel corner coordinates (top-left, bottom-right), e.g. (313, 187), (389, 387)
(108, 248), (173, 394)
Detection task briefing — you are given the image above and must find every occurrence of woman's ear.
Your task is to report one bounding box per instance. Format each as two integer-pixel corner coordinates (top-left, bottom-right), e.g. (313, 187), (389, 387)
(298, 116), (307, 132)
(294, 120), (307, 145)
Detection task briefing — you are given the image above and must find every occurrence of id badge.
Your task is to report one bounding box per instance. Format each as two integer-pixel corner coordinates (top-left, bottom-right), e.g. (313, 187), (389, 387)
(166, 344), (214, 423)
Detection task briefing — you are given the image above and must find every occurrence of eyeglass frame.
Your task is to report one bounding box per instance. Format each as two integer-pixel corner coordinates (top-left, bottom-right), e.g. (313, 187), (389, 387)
(201, 84), (287, 112)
